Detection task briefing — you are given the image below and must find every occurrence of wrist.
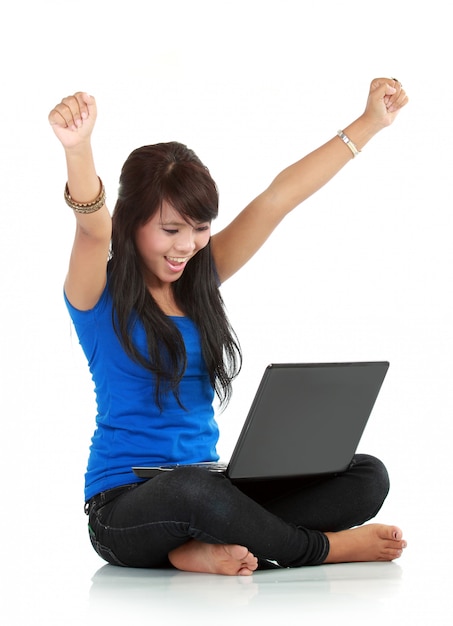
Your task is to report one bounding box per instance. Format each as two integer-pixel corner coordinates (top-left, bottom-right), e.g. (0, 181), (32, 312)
(342, 115), (383, 152)
(63, 137), (93, 159)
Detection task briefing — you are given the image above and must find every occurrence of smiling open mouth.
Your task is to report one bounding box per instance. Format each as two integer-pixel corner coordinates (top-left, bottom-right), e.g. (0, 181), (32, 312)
(165, 256), (189, 271)
(166, 256), (188, 264)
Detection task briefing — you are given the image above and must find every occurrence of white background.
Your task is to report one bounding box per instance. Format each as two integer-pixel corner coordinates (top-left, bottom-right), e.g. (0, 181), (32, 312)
(1, 0), (452, 623)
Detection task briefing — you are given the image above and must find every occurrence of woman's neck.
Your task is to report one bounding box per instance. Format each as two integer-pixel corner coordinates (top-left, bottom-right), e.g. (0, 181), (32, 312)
(148, 285), (185, 317)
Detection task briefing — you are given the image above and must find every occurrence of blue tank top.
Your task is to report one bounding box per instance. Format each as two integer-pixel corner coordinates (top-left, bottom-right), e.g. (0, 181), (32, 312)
(64, 285), (219, 501)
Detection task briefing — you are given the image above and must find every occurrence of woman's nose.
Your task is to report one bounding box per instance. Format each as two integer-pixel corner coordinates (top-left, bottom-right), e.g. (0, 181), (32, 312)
(175, 231), (196, 253)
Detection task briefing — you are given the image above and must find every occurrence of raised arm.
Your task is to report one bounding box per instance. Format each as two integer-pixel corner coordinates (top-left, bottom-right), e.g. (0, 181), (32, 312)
(211, 78), (408, 283)
(49, 92), (112, 310)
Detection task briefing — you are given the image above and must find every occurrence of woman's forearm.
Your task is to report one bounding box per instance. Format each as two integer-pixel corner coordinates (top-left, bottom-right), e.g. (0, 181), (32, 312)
(267, 113), (382, 212)
(64, 142), (111, 238)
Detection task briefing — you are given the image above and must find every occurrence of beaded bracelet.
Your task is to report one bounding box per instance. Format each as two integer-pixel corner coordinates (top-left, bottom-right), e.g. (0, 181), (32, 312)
(64, 177), (106, 214)
(337, 130), (360, 158)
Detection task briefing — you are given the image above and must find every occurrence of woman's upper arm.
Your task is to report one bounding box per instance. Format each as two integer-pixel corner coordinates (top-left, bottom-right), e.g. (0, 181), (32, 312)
(64, 206), (112, 311)
(211, 188), (286, 283)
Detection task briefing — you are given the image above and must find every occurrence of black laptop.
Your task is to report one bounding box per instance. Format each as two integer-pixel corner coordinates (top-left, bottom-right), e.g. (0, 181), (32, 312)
(132, 361), (389, 482)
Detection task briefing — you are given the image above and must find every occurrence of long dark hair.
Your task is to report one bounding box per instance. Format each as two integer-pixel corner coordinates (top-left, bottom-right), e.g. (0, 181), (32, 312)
(108, 142), (241, 408)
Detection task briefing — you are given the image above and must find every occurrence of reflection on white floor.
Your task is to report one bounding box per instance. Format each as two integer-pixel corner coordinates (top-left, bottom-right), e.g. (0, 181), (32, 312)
(86, 551), (449, 624)
(89, 560), (405, 619)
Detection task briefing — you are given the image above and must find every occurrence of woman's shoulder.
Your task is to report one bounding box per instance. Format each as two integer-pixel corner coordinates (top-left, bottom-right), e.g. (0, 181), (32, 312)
(63, 280), (111, 324)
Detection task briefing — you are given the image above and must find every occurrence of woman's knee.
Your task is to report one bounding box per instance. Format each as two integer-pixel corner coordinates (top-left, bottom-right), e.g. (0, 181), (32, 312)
(351, 453), (390, 512)
(354, 453), (389, 486)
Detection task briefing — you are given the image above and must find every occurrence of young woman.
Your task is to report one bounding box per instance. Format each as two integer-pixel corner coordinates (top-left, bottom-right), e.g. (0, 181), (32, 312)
(49, 77), (408, 576)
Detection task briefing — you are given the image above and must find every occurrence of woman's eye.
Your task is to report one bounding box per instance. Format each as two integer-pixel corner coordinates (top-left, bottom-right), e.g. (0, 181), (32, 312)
(163, 228), (178, 234)
(196, 225), (210, 232)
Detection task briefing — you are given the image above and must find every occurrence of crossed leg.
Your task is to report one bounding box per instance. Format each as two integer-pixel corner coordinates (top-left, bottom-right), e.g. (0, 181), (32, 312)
(168, 523), (407, 575)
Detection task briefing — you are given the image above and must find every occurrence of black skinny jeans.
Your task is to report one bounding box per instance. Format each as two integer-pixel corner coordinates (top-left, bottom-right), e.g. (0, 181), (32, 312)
(86, 454), (389, 569)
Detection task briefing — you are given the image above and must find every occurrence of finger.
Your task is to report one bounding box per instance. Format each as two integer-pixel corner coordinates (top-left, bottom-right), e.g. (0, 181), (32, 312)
(48, 98), (80, 131)
(390, 77), (403, 90)
(384, 78), (402, 103)
(384, 79), (409, 112)
(62, 93), (86, 129)
(386, 89), (409, 113)
(370, 77), (397, 97)
(48, 106), (70, 129)
(48, 92), (94, 130)
(74, 91), (95, 121)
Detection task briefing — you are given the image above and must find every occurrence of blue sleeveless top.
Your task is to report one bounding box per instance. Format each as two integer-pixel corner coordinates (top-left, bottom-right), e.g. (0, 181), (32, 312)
(64, 285), (219, 501)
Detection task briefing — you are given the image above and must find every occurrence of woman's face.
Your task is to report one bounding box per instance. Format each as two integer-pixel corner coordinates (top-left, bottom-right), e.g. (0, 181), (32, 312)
(135, 200), (211, 288)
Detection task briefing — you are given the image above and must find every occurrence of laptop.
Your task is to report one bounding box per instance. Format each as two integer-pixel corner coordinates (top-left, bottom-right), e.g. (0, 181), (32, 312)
(132, 361), (389, 482)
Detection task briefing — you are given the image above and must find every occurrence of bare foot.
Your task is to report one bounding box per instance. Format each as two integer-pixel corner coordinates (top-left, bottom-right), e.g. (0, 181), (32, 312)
(324, 523), (407, 563)
(168, 541), (258, 576)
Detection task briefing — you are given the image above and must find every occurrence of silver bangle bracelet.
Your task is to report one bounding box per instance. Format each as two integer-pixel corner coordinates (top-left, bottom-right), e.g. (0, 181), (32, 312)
(337, 130), (360, 158)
